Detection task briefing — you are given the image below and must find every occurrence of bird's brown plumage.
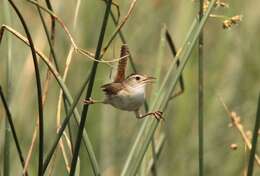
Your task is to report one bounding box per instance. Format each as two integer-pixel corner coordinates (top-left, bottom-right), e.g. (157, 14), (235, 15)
(114, 44), (129, 83)
(101, 82), (124, 95)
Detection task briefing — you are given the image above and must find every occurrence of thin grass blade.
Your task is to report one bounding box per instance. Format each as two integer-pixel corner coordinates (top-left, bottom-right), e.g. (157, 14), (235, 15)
(247, 94), (260, 176)
(0, 86), (27, 176)
(121, 1), (217, 175)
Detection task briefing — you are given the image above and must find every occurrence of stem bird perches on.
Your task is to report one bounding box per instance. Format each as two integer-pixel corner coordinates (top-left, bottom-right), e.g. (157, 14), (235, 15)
(69, 0), (113, 175)
(144, 28), (184, 175)
(83, 44), (164, 121)
(103, 2), (184, 173)
(121, 1), (217, 175)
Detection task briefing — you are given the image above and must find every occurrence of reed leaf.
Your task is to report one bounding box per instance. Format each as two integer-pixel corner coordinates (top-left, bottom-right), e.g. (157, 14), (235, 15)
(247, 94), (260, 176)
(121, 1), (217, 175)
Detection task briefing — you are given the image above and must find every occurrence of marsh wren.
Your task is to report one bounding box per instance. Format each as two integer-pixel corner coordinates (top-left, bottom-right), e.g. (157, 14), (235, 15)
(83, 45), (163, 120)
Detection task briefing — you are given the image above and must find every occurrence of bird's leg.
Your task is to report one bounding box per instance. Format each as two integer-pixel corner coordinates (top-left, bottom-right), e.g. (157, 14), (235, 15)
(135, 110), (164, 121)
(83, 98), (104, 105)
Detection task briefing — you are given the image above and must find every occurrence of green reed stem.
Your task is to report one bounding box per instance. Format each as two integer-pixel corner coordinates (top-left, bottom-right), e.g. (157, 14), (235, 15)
(121, 1), (217, 175)
(69, 1), (113, 175)
(0, 86), (28, 176)
(3, 0), (12, 175)
(7, 1), (44, 175)
(247, 94), (260, 176)
(43, 75), (91, 173)
(198, 0), (204, 176)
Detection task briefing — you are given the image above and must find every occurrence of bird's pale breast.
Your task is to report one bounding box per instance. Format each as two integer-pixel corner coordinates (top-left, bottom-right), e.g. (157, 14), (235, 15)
(105, 86), (145, 111)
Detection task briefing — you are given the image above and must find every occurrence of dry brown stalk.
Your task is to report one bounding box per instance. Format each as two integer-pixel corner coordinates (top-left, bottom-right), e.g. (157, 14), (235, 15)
(27, 0), (127, 64)
(0, 25), (78, 173)
(22, 71), (52, 175)
(219, 96), (260, 167)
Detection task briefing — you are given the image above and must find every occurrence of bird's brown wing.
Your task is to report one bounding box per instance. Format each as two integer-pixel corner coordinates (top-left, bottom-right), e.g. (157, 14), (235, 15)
(101, 82), (123, 95)
(114, 44), (129, 83)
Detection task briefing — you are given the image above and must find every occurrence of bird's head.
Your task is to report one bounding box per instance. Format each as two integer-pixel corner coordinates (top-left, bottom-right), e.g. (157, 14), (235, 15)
(124, 74), (156, 88)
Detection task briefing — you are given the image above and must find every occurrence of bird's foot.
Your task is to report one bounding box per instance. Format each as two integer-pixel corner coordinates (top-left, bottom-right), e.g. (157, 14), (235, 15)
(152, 111), (164, 121)
(83, 98), (95, 105)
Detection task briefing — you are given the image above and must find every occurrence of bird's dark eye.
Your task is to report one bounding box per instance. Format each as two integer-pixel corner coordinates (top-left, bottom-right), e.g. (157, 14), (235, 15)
(135, 76), (140, 81)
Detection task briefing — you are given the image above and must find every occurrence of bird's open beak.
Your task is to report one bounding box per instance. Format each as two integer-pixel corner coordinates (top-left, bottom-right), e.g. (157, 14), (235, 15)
(143, 76), (156, 84)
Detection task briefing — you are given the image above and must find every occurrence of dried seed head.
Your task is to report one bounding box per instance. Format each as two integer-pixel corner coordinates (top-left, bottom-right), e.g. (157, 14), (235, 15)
(230, 111), (241, 124)
(223, 20), (232, 29)
(216, 0), (229, 8)
(223, 15), (243, 29)
(231, 15), (243, 24)
(203, 1), (210, 12)
(230, 143), (238, 150)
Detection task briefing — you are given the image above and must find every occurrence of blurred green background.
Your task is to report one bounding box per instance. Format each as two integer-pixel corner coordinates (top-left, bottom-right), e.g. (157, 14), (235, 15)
(0, 0), (260, 175)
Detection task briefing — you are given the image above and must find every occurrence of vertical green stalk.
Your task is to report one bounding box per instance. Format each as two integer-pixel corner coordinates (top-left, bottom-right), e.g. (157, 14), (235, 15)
(8, 0), (44, 175)
(69, 0), (113, 175)
(247, 94), (260, 176)
(110, 9), (164, 176)
(0, 87), (27, 175)
(121, 1), (216, 175)
(3, 110), (10, 176)
(3, 0), (12, 175)
(42, 73), (91, 173)
(198, 1), (204, 176)
(148, 26), (167, 176)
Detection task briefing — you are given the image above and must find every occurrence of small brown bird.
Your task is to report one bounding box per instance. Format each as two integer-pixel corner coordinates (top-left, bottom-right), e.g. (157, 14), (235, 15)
(84, 45), (163, 120)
